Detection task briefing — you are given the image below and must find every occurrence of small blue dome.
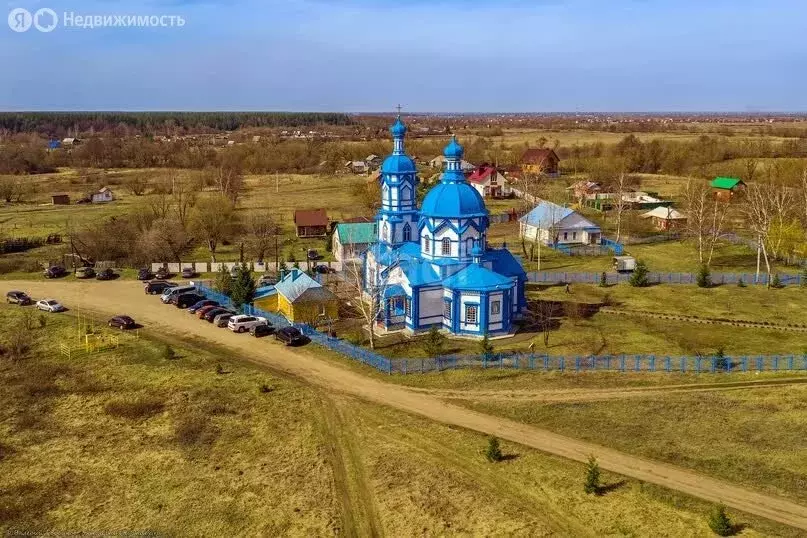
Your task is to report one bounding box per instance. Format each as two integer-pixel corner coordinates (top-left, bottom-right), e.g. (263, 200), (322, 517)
(471, 242), (484, 258)
(420, 182), (487, 218)
(381, 154), (417, 174)
(390, 116), (407, 137)
(443, 136), (464, 159)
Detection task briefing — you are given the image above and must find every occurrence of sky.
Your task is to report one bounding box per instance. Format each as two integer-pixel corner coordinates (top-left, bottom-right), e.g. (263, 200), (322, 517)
(1, 0), (805, 112)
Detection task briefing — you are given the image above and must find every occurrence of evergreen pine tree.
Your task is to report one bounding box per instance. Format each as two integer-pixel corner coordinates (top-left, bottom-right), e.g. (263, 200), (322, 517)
(696, 264), (712, 288)
(707, 505), (734, 536)
(214, 265), (233, 296)
(479, 333), (494, 359)
(421, 325), (447, 358)
(771, 273), (782, 289)
(629, 260), (649, 287)
(485, 437), (503, 462)
(230, 263), (256, 308)
(584, 455), (601, 495)
(599, 271), (608, 287)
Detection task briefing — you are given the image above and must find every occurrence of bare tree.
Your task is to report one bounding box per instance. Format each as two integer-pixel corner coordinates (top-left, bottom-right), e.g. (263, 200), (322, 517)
(342, 248), (394, 351)
(244, 212), (280, 263)
(682, 178), (730, 266)
(189, 195), (239, 263)
(211, 162), (245, 205)
(613, 172), (629, 243)
(124, 172), (151, 196)
(744, 179), (794, 282)
(169, 171), (200, 227)
(136, 217), (192, 264)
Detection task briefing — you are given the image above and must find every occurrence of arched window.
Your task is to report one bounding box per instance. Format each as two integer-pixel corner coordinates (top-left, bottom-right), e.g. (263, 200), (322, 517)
(382, 222), (389, 241)
(402, 223), (411, 242)
(424, 236), (431, 253)
(466, 237), (474, 255)
(441, 237), (451, 256)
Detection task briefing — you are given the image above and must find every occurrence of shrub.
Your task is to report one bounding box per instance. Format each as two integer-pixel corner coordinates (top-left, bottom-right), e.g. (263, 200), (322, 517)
(771, 273), (782, 289)
(215, 364), (225, 375)
(214, 266), (233, 296)
(421, 326), (447, 358)
(696, 264), (712, 288)
(37, 314), (47, 328)
(584, 455), (601, 495)
(707, 505), (734, 536)
(485, 437), (503, 463)
(230, 263), (256, 308)
(801, 268), (807, 288)
(628, 260), (649, 287)
(599, 271), (608, 287)
(104, 396), (165, 420)
(737, 277), (746, 288)
(478, 334), (494, 358)
(161, 344), (177, 361)
(259, 384), (274, 393)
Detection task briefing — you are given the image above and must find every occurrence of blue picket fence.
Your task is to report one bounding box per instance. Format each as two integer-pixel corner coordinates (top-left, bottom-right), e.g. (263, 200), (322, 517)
(194, 284), (807, 377)
(527, 271), (804, 286)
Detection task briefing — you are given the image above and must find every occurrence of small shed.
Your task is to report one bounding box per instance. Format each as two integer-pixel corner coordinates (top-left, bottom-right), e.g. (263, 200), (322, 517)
(294, 208), (328, 238)
(710, 177), (746, 202)
(270, 269), (339, 324)
(641, 206), (687, 231)
(613, 256), (636, 272)
(51, 193), (70, 205)
(91, 187), (115, 204)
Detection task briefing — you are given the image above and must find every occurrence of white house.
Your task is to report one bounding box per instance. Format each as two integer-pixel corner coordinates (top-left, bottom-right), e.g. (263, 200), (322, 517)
(428, 155), (475, 173)
(467, 165), (509, 198)
(519, 200), (601, 245)
(91, 187), (115, 204)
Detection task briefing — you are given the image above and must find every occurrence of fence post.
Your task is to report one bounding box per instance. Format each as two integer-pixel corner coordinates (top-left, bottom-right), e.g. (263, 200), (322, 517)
(634, 355), (641, 372)
(649, 355), (655, 372)
(559, 357), (565, 372)
(680, 356), (686, 373)
(788, 355), (794, 371)
(665, 356), (671, 372)
(619, 354), (625, 372)
(543, 354), (549, 371)
(756, 356), (763, 372)
(575, 356), (580, 373)
(606, 355), (612, 370)
(774, 355), (780, 371)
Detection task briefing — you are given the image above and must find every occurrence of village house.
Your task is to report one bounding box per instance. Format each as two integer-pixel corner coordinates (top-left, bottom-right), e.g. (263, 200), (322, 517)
(428, 155), (475, 173)
(51, 193), (70, 205)
(332, 222), (377, 262)
(253, 268), (339, 324)
(567, 180), (602, 202)
(345, 160), (369, 174)
(519, 200), (602, 245)
(61, 137), (80, 147)
(91, 187), (115, 204)
(467, 164), (509, 198)
(641, 206), (688, 231)
(293, 208), (329, 238)
(521, 148), (560, 177)
(364, 154), (382, 169)
(710, 177), (746, 202)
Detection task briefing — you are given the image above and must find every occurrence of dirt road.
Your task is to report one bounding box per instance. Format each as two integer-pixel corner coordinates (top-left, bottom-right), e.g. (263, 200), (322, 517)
(13, 280), (807, 530)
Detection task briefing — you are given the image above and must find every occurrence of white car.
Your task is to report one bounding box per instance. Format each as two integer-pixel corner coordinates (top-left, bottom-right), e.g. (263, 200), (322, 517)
(35, 299), (65, 312)
(228, 314), (268, 333)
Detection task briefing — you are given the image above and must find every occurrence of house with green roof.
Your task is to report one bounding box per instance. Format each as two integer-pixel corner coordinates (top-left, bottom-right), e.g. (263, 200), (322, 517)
(332, 221), (377, 261)
(710, 177), (746, 202)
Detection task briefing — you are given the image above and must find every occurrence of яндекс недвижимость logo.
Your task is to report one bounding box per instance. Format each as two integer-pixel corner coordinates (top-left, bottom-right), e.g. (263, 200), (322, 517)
(8, 7), (58, 32)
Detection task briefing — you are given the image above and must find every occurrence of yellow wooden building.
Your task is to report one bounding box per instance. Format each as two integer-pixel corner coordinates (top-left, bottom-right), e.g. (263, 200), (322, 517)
(254, 269), (338, 324)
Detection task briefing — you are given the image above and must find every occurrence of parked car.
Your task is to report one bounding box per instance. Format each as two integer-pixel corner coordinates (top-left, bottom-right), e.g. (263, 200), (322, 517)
(228, 314), (268, 333)
(275, 326), (304, 346)
(75, 266), (96, 279)
(313, 265), (335, 274)
(144, 280), (175, 295)
(187, 299), (218, 313)
(196, 305), (221, 319)
(108, 315), (136, 330)
(181, 267), (196, 279)
(137, 268), (154, 280)
(203, 307), (232, 323)
(160, 285), (196, 304)
(257, 274), (277, 287)
(213, 312), (236, 327)
(250, 323), (275, 338)
(173, 293), (206, 309)
(44, 265), (67, 279)
(35, 298), (65, 312)
(96, 268), (117, 281)
(6, 290), (32, 305)
(155, 267), (171, 280)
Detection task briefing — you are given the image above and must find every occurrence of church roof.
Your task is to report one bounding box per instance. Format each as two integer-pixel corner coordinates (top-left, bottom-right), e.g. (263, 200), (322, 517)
(442, 264), (515, 291)
(484, 248), (526, 278)
(420, 182), (488, 218)
(381, 154), (416, 174)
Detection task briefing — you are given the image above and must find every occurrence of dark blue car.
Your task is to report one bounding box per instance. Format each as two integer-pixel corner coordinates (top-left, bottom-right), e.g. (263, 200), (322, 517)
(187, 299), (218, 313)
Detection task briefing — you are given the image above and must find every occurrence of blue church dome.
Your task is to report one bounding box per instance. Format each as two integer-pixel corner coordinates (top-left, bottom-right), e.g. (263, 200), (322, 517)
(381, 154), (417, 174)
(390, 116), (407, 137)
(420, 182), (487, 218)
(443, 135), (463, 159)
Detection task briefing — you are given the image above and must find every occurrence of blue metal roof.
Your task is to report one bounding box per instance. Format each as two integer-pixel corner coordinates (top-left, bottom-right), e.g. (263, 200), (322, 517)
(254, 285), (277, 300)
(381, 154), (417, 174)
(274, 269), (322, 303)
(383, 284), (406, 298)
(443, 135), (463, 158)
(519, 201), (574, 227)
(484, 248), (526, 278)
(420, 182), (487, 218)
(390, 116), (407, 137)
(402, 260), (441, 286)
(442, 264), (515, 291)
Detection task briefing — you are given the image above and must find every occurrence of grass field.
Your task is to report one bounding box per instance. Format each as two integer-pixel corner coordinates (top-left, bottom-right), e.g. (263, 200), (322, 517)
(0, 305), (801, 536)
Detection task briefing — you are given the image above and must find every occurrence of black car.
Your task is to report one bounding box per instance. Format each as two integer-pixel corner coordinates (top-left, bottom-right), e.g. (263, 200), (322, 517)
(203, 307), (232, 322)
(173, 292), (205, 309)
(187, 299), (218, 313)
(181, 267), (196, 278)
(275, 326), (304, 346)
(144, 280), (175, 295)
(43, 265), (67, 279)
(137, 268), (154, 281)
(96, 268), (117, 280)
(6, 290), (32, 305)
(251, 323), (275, 338)
(155, 267), (171, 280)
(108, 315), (136, 330)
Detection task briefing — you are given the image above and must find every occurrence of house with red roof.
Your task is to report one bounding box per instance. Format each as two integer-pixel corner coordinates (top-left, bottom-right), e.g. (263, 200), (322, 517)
(467, 164), (509, 198)
(293, 208), (329, 238)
